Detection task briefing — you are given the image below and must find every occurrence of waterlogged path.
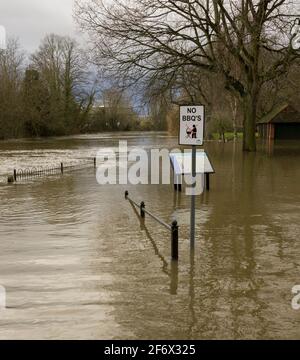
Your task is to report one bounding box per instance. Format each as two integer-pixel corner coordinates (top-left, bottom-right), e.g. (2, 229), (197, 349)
(0, 133), (299, 339)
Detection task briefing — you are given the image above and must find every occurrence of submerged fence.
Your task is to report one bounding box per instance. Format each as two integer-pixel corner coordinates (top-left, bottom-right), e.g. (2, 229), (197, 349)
(7, 157), (97, 183)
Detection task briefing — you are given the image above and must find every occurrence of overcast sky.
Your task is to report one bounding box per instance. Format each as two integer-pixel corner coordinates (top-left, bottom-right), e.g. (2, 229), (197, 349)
(0, 0), (79, 53)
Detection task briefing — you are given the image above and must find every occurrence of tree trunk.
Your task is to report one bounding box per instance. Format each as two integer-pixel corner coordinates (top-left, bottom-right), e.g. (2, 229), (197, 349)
(242, 94), (257, 152)
(222, 131), (225, 143)
(231, 98), (238, 141)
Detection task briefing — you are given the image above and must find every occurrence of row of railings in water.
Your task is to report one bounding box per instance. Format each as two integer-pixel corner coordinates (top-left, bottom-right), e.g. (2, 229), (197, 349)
(7, 157), (97, 183)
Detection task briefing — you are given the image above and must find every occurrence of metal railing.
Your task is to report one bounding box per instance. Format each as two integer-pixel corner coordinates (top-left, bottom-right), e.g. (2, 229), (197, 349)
(125, 191), (179, 260)
(7, 157), (97, 183)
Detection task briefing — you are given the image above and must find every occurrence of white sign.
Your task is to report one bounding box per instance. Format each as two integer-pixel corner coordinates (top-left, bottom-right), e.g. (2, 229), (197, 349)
(179, 105), (204, 146)
(0, 25), (6, 50)
(170, 151), (214, 175)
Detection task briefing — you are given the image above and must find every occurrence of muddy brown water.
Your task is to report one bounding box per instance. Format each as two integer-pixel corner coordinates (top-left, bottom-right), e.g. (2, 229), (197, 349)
(0, 133), (299, 339)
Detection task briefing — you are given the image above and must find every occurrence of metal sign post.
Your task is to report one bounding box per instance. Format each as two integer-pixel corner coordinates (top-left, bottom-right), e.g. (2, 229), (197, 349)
(190, 145), (196, 247)
(179, 105), (205, 248)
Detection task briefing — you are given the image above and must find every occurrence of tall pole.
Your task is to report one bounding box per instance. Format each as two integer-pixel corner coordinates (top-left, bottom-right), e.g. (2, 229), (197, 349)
(190, 145), (196, 248)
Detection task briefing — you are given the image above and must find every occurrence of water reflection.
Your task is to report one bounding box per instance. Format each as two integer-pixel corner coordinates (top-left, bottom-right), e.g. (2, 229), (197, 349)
(188, 250), (196, 338)
(170, 261), (178, 296)
(0, 135), (299, 339)
(128, 198), (179, 294)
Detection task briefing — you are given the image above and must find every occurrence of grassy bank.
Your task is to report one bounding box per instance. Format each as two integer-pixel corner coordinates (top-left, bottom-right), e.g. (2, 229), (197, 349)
(210, 132), (244, 141)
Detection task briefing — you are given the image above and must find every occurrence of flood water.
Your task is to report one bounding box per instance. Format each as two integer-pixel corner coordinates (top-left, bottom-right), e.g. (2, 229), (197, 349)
(0, 132), (299, 339)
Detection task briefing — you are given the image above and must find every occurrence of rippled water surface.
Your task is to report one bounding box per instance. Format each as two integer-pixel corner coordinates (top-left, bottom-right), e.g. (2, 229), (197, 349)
(0, 133), (299, 339)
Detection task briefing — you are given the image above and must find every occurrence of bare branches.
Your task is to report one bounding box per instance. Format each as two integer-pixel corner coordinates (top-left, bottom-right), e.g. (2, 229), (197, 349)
(75, 0), (300, 150)
(76, 0), (297, 92)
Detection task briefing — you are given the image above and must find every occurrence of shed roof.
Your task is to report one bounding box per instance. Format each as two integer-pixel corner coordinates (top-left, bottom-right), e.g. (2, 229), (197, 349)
(257, 103), (300, 124)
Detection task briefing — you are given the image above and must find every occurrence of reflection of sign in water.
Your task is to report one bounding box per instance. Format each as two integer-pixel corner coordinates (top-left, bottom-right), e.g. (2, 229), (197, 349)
(0, 25), (6, 50)
(291, 18), (300, 50)
(179, 105), (204, 146)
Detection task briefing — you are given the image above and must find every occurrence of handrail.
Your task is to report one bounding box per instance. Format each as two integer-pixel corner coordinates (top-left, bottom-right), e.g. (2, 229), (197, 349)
(127, 194), (171, 231)
(143, 208), (172, 231)
(125, 191), (179, 260)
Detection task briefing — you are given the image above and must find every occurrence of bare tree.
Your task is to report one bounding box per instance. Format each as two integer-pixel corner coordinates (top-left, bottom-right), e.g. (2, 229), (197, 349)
(75, 0), (299, 151)
(101, 87), (137, 129)
(0, 38), (24, 138)
(0, 34), (97, 139)
(30, 34), (95, 134)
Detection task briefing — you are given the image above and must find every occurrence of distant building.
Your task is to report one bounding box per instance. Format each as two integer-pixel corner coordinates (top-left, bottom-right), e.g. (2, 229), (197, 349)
(257, 103), (300, 141)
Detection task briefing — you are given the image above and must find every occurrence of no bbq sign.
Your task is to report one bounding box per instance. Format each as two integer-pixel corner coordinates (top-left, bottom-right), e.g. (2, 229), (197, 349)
(179, 105), (205, 146)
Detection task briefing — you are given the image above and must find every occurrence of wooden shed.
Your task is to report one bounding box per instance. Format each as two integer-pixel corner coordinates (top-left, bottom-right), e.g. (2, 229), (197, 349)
(257, 104), (300, 141)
